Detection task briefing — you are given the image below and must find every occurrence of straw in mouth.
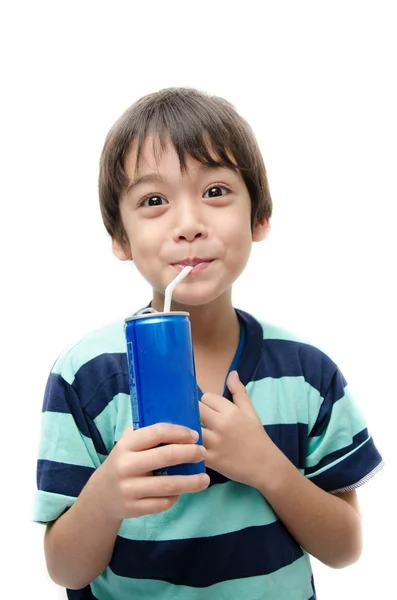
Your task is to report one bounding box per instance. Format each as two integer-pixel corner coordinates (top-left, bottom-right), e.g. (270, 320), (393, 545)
(163, 266), (193, 312)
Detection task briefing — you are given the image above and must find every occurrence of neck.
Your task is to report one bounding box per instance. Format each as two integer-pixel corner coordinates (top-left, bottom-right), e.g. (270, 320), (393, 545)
(151, 290), (239, 350)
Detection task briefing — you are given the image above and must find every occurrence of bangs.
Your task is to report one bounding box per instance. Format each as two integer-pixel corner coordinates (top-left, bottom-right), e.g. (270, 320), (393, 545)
(131, 93), (244, 176)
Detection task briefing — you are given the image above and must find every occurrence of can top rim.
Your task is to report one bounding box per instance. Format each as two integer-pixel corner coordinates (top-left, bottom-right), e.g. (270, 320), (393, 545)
(125, 311), (189, 322)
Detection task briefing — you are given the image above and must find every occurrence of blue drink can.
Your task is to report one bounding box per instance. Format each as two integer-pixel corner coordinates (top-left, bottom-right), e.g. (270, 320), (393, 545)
(124, 310), (204, 476)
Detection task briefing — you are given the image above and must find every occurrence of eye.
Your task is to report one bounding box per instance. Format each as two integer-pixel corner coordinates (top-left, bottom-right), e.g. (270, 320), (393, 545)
(203, 185), (230, 198)
(141, 195), (168, 207)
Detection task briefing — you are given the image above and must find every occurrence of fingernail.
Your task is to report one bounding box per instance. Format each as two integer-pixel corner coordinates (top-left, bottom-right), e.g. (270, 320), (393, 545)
(191, 430), (199, 441)
(200, 445), (207, 457)
(202, 474), (210, 487)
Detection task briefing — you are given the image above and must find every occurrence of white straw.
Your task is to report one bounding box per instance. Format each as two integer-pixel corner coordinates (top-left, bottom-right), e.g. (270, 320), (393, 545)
(163, 266), (193, 312)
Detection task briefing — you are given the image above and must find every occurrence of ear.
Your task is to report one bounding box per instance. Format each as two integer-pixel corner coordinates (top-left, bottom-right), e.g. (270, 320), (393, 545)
(112, 236), (132, 261)
(252, 217), (271, 242)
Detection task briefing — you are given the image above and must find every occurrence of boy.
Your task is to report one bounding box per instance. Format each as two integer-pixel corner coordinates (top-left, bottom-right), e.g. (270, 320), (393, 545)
(34, 88), (383, 599)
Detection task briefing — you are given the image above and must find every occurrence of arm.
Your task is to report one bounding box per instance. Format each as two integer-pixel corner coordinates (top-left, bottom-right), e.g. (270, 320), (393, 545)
(200, 371), (363, 569)
(254, 442), (362, 568)
(44, 468), (122, 589)
(44, 424), (209, 589)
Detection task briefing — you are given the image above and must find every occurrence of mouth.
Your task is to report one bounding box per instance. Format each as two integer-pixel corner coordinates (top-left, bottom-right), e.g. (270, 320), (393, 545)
(171, 257), (214, 274)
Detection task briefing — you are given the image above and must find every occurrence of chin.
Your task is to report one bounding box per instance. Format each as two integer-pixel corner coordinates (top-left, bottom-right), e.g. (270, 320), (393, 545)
(167, 286), (230, 309)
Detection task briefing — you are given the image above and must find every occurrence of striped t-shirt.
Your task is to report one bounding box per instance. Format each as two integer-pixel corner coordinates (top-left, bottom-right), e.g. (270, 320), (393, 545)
(34, 309), (383, 600)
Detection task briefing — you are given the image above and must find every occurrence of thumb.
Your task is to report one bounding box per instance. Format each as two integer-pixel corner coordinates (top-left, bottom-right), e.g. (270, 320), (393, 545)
(227, 371), (257, 416)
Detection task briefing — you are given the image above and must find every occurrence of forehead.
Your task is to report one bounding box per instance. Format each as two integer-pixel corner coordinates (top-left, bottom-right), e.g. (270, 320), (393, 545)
(125, 135), (179, 176)
(124, 133), (238, 180)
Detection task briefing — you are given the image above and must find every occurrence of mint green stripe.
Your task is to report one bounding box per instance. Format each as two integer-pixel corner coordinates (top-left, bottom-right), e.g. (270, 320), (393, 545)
(94, 393), (132, 452)
(33, 490), (76, 523)
(118, 482), (277, 541)
(260, 320), (308, 344)
(246, 377), (323, 426)
(38, 412), (104, 468)
(52, 319), (126, 384)
(306, 386), (367, 467)
(102, 377), (323, 438)
(92, 553), (313, 600)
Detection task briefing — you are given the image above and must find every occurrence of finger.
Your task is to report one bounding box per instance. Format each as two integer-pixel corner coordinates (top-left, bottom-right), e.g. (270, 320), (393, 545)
(131, 442), (207, 475)
(122, 423), (200, 452)
(201, 427), (216, 449)
(201, 392), (234, 413)
(130, 472), (210, 499)
(227, 371), (257, 416)
(199, 402), (221, 429)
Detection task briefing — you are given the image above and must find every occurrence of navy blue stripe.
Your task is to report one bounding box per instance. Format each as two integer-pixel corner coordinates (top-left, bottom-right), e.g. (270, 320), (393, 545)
(266, 423), (308, 469)
(238, 310), (346, 399)
(309, 368), (347, 438)
(67, 588), (96, 599)
(110, 521), (303, 587)
(42, 372), (109, 455)
(232, 310), (264, 396)
(307, 436), (383, 491)
(254, 338), (345, 397)
(207, 422), (308, 486)
(305, 428), (369, 476)
(310, 575), (317, 599)
(45, 354), (129, 424)
(37, 459), (95, 498)
(205, 466), (230, 486)
(72, 353), (129, 419)
(238, 311), (349, 441)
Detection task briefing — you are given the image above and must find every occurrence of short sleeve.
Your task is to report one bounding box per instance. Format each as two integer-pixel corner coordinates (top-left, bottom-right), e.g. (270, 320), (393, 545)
(33, 369), (108, 524)
(304, 366), (384, 493)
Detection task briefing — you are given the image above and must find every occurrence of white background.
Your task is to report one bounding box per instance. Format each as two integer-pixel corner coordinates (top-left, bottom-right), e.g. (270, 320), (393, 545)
(1, 1), (396, 597)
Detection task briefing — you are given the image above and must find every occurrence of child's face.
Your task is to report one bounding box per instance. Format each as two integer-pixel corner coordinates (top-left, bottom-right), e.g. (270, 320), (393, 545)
(113, 135), (269, 308)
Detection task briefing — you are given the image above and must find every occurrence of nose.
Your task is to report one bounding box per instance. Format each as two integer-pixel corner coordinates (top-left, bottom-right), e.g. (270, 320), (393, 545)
(172, 201), (208, 243)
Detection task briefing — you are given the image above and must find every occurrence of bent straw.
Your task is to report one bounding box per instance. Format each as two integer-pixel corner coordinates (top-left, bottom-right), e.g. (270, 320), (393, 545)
(163, 266), (193, 312)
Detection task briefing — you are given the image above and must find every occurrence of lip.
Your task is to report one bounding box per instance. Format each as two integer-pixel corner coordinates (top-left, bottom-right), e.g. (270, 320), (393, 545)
(172, 257), (214, 267)
(172, 258), (214, 275)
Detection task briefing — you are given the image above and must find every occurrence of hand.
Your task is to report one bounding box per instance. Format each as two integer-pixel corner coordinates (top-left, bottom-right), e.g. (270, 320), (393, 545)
(94, 423), (210, 520)
(199, 371), (272, 488)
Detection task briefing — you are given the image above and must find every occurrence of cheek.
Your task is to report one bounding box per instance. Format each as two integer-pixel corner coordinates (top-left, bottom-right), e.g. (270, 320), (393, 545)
(223, 214), (252, 249)
(224, 224), (253, 271)
(128, 226), (156, 257)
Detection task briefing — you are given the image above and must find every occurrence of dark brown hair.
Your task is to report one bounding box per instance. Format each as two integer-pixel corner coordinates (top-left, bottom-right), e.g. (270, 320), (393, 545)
(98, 87), (272, 244)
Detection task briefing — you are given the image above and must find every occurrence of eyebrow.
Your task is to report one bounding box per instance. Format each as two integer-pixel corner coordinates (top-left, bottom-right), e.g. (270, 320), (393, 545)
(126, 173), (165, 194)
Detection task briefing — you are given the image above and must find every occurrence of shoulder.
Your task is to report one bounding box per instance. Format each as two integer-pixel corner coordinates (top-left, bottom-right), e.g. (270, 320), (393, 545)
(259, 319), (325, 353)
(246, 310), (336, 363)
(51, 318), (127, 385)
(241, 311), (341, 390)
